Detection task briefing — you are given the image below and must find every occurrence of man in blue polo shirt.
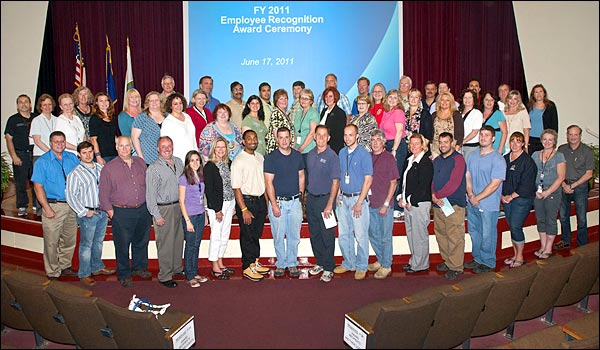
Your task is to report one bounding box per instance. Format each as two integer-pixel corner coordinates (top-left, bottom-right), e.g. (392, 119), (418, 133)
(32, 131), (80, 280)
(305, 125), (340, 282)
(334, 124), (373, 280)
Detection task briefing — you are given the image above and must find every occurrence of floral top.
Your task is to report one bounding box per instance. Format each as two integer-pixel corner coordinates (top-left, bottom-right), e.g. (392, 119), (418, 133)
(266, 107), (295, 154)
(348, 112), (378, 152)
(199, 121), (243, 161)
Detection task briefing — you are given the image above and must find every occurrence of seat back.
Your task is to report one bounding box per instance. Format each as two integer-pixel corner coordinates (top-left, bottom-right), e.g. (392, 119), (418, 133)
(346, 294), (443, 349)
(555, 242), (600, 307)
(1, 267), (34, 331)
(96, 297), (174, 349)
(469, 266), (538, 337)
(515, 254), (578, 321)
(46, 283), (118, 349)
(2, 270), (81, 345)
(418, 279), (494, 349)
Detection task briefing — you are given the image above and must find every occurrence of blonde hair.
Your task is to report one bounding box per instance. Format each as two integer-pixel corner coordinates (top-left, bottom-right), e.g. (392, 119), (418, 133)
(435, 92), (457, 115)
(208, 136), (230, 164)
(409, 132), (428, 153)
(123, 88), (142, 112)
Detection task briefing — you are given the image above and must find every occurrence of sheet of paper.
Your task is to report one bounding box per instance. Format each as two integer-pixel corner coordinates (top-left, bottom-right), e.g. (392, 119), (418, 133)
(322, 212), (337, 229)
(441, 197), (455, 217)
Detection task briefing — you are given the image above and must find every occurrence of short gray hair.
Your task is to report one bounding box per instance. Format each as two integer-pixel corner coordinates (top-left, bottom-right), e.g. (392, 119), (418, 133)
(370, 129), (386, 143)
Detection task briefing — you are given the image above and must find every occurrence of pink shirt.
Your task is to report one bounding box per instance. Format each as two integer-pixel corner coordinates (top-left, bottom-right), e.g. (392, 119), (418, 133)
(380, 109), (406, 140)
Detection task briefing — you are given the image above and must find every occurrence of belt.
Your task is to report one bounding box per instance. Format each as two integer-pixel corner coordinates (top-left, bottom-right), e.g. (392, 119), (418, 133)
(308, 192), (330, 198)
(463, 143), (479, 147)
(243, 195), (263, 201)
(47, 199), (67, 203)
(15, 149), (32, 153)
(341, 191), (361, 197)
(276, 193), (301, 201)
(157, 200), (179, 206)
(85, 207), (99, 211)
(113, 204), (143, 209)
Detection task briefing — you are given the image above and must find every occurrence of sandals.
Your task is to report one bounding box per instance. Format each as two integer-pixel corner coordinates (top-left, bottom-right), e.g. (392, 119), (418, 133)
(510, 260), (526, 268)
(211, 270), (230, 280)
(538, 252), (553, 259)
(503, 257), (516, 266)
(220, 267), (235, 275)
(194, 275), (209, 283)
(187, 279), (201, 288)
(534, 249), (544, 258)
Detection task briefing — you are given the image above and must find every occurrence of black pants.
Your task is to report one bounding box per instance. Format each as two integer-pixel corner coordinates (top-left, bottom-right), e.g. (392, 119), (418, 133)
(13, 150), (34, 209)
(306, 193), (336, 272)
(235, 195), (267, 270)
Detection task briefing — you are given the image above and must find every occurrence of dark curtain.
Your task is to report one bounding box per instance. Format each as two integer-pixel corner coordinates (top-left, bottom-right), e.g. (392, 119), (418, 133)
(403, 1), (527, 100)
(49, 1), (183, 112)
(35, 4), (56, 113)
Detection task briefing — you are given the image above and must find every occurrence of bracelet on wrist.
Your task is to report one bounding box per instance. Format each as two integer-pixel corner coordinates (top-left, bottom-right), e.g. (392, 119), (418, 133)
(241, 207), (248, 212)
(94, 152), (101, 157)
(383, 202), (390, 207)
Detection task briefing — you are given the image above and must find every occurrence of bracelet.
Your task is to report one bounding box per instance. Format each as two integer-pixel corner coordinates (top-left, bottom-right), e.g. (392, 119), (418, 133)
(94, 152), (101, 157)
(383, 202), (390, 207)
(241, 207), (248, 212)
(185, 218), (191, 222)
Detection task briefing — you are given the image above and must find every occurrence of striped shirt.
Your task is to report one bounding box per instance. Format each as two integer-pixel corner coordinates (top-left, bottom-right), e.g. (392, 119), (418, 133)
(146, 156), (184, 220)
(66, 162), (103, 217)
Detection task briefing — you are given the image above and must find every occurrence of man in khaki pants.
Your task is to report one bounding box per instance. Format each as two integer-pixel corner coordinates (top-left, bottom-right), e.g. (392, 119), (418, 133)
(32, 131), (79, 279)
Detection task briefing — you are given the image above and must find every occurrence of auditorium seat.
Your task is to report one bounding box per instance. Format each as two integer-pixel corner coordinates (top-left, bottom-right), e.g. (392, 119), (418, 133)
(344, 294), (442, 348)
(504, 254), (578, 339)
(562, 311), (599, 341)
(545, 242), (599, 323)
(46, 282), (118, 349)
(96, 297), (194, 349)
(461, 266), (538, 348)
(0, 267), (43, 348)
(2, 269), (89, 346)
(409, 278), (493, 349)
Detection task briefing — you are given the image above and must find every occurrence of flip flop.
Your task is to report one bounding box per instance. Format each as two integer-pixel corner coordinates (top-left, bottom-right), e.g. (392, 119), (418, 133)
(538, 252), (553, 259)
(503, 257), (516, 266)
(510, 260), (526, 268)
(534, 249), (544, 258)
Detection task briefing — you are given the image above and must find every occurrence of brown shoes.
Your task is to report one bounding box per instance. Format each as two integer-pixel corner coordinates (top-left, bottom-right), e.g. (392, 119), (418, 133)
(92, 268), (116, 275)
(80, 276), (96, 286)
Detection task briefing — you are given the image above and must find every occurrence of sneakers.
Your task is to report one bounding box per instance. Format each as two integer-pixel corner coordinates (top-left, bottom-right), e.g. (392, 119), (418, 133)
(444, 270), (462, 280)
(274, 267), (285, 277)
(354, 270), (367, 280)
(80, 276), (96, 286)
(288, 266), (300, 277)
(553, 241), (571, 250)
(320, 271), (334, 283)
(374, 267), (391, 279)
(132, 270), (152, 279)
(473, 264), (494, 274)
(393, 210), (402, 218)
(18, 207), (27, 216)
(309, 265), (324, 275)
(92, 268), (116, 275)
(254, 259), (270, 274)
(463, 260), (480, 269)
(333, 265), (350, 274)
(244, 264), (264, 281)
(367, 261), (381, 272)
(436, 262), (449, 272)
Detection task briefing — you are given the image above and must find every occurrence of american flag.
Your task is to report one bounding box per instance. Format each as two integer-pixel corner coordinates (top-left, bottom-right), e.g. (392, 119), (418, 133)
(73, 23), (87, 87)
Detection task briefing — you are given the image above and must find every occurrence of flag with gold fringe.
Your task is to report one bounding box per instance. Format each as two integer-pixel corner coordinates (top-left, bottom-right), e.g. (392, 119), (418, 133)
(105, 35), (117, 103)
(73, 23), (87, 87)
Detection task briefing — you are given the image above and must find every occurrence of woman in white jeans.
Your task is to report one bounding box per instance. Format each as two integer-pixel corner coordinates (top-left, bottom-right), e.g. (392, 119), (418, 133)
(204, 137), (236, 279)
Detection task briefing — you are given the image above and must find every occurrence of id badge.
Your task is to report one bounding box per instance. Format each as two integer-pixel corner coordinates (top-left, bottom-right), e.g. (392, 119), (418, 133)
(297, 136), (302, 146)
(537, 184), (543, 193)
(344, 174), (350, 184)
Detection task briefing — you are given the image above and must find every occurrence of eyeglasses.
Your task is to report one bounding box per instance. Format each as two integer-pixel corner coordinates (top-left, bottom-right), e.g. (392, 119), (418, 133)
(300, 97), (311, 101)
(357, 102), (368, 106)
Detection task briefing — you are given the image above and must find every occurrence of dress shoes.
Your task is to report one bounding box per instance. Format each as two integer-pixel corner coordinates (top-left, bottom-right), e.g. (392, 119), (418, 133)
(92, 268), (116, 275)
(159, 280), (178, 288)
(61, 268), (78, 277)
(402, 264), (412, 271)
(120, 278), (133, 288)
(405, 267), (428, 274)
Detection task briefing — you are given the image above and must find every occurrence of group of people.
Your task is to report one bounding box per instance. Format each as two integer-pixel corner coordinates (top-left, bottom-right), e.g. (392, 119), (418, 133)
(3, 73), (594, 287)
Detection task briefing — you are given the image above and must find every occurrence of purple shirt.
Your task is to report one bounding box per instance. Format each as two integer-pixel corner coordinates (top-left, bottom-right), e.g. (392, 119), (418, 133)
(99, 156), (147, 210)
(369, 151), (399, 208)
(179, 174), (205, 215)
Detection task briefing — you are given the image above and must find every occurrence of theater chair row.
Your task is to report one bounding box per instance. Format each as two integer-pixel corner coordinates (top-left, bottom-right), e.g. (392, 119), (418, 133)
(344, 241), (599, 349)
(1, 267), (195, 349)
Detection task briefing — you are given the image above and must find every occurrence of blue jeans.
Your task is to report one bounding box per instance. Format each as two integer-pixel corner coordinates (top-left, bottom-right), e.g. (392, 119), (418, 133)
(504, 197), (533, 244)
(338, 195), (370, 271)
(182, 213), (205, 281)
(76, 211), (109, 278)
(268, 199), (302, 268)
(559, 184), (589, 246)
(368, 207), (394, 268)
(467, 203), (499, 268)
